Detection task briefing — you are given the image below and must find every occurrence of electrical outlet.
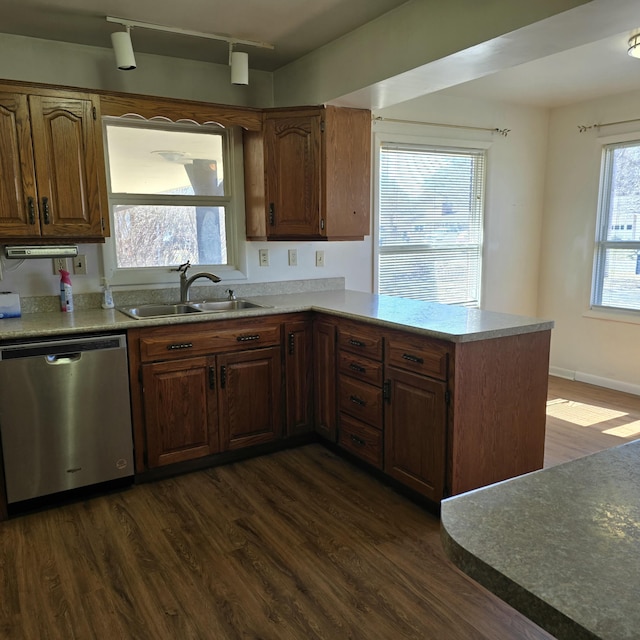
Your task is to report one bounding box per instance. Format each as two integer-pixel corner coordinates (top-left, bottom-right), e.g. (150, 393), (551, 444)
(52, 257), (67, 275)
(288, 249), (298, 266)
(73, 254), (87, 275)
(259, 248), (269, 266)
(315, 250), (325, 267)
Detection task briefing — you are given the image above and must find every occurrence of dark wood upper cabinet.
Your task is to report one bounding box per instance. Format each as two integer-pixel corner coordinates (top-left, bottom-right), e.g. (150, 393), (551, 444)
(244, 106), (371, 241)
(0, 84), (109, 242)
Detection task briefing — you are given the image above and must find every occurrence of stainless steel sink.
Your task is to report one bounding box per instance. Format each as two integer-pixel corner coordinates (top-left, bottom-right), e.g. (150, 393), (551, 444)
(189, 300), (264, 312)
(118, 299), (269, 319)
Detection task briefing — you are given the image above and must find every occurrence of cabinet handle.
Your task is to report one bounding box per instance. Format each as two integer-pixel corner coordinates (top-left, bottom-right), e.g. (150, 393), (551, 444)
(402, 353), (424, 365)
(349, 363), (366, 374)
(350, 434), (366, 447)
(288, 332), (295, 355)
(269, 203), (275, 226)
(167, 342), (193, 351)
(220, 365), (227, 389)
(42, 196), (50, 224)
(208, 366), (215, 390)
(349, 395), (366, 407)
(27, 197), (36, 225)
(348, 338), (365, 348)
(237, 334), (260, 342)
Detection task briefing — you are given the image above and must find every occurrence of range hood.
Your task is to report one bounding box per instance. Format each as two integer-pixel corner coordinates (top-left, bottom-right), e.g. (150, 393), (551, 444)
(4, 245), (78, 259)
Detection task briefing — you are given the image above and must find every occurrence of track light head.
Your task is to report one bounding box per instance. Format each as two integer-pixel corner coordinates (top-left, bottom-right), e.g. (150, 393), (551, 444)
(111, 26), (136, 71)
(229, 43), (249, 85)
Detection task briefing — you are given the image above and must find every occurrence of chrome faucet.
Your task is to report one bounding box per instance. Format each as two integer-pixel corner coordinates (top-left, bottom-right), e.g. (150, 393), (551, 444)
(174, 261), (221, 302)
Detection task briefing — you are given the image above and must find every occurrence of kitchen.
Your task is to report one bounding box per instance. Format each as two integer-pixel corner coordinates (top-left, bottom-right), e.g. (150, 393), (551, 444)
(0, 0), (640, 638)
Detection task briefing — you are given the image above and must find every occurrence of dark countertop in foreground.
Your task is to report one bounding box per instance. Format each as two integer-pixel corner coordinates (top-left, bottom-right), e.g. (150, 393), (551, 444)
(0, 289), (553, 342)
(441, 441), (640, 640)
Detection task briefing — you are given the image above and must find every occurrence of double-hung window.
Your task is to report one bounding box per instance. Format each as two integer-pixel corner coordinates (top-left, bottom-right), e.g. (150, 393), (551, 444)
(377, 143), (485, 306)
(102, 117), (244, 285)
(592, 140), (640, 312)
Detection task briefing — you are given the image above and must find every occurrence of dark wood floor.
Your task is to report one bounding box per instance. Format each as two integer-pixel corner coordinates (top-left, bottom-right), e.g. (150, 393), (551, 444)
(1, 375), (638, 639)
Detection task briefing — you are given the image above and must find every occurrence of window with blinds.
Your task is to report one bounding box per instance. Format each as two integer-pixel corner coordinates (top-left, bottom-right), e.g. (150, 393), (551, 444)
(377, 144), (485, 306)
(592, 140), (640, 312)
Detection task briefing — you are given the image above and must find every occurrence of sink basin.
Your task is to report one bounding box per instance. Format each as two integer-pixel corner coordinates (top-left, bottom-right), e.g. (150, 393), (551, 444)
(189, 300), (264, 312)
(118, 299), (269, 319)
(119, 303), (203, 319)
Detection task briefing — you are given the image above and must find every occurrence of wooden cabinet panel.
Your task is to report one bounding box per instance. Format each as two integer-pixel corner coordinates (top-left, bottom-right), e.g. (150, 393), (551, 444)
(386, 332), (450, 381)
(384, 366), (447, 502)
(338, 375), (383, 429)
(0, 84), (108, 242)
(0, 93), (38, 237)
(338, 414), (383, 469)
(218, 347), (282, 450)
(265, 115), (321, 237)
(284, 319), (314, 436)
(142, 356), (218, 468)
(313, 319), (337, 441)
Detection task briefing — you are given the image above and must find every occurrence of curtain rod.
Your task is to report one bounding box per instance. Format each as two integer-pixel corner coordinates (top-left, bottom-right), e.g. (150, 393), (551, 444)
(374, 116), (510, 137)
(578, 117), (640, 133)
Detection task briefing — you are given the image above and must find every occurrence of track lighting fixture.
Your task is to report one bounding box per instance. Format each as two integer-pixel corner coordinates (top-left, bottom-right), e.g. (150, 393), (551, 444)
(110, 25), (136, 70)
(229, 44), (249, 85)
(106, 16), (274, 85)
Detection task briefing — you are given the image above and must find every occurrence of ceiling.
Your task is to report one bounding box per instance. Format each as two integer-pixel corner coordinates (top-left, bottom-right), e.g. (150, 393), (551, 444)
(0, 0), (409, 72)
(1, 0), (640, 109)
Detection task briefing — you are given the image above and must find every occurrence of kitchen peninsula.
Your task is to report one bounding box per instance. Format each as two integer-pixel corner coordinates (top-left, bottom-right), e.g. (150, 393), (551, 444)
(441, 440), (640, 640)
(0, 289), (553, 515)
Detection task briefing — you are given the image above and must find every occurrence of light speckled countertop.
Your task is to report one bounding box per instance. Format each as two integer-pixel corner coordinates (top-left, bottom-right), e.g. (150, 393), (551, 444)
(441, 441), (640, 640)
(0, 289), (553, 342)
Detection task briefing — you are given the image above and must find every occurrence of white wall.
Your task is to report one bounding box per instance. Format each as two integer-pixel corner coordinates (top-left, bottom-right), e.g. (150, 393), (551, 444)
(539, 88), (640, 394)
(375, 92), (549, 317)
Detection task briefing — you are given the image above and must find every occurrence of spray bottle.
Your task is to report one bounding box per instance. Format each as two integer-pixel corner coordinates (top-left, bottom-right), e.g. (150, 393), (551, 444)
(59, 269), (74, 312)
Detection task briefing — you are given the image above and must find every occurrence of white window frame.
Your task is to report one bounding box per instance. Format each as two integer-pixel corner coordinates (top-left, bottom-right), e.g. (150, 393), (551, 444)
(373, 123), (490, 307)
(591, 137), (640, 314)
(100, 116), (248, 287)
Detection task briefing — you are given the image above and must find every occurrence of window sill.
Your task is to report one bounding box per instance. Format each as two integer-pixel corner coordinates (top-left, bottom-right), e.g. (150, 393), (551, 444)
(583, 307), (640, 326)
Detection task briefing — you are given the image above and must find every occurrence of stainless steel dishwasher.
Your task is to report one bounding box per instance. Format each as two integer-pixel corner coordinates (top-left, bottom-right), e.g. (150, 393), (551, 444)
(0, 334), (134, 505)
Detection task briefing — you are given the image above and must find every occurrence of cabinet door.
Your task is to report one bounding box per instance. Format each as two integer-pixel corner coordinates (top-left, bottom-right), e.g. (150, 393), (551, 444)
(0, 93), (39, 238)
(218, 347), (282, 450)
(142, 356), (219, 468)
(313, 319), (337, 441)
(265, 114), (321, 237)
(29, 94), (106, 238)
(284, 319), (314, 436)
(384, 366), (447, 501)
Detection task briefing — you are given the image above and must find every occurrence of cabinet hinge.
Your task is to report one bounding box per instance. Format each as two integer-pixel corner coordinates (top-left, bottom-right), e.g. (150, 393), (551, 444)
(101, 217), (105, 232)
(320, 218), (325, 231)
(383, 380), (391, 401)
(92, 106), (97, 120)
(320, 120), (325, 133)
(445, 389), (451, 405)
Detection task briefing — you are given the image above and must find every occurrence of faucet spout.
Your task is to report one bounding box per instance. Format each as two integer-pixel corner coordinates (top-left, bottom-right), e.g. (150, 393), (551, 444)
(181, 271), (221, 302)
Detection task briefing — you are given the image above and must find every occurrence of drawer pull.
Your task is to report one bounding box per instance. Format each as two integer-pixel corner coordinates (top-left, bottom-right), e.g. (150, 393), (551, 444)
(350, 434), (366, 447)
(349, 395), (366, 407)
(167, 342), (193, 350)
(402, 353), (424, 365)
(348, 338), (366, 348)
(237, 334), (260, 342)
(349, 363), (366, 374)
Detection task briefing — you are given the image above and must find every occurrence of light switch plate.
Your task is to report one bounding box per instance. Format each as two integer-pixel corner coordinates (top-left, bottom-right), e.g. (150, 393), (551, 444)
(288, 249), (298, 266)
(73, 254), (87, 275)
(315, 250), (325, 267)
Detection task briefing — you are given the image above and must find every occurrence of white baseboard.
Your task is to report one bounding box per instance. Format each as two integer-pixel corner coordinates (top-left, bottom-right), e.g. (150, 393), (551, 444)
(549, 367), (640, 397)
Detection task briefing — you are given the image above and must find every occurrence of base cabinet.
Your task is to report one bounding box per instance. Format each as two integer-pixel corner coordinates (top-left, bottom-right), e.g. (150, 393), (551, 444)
(284, 319), (314, 436)
(384, 366), (447, 501)
(313, 319), (337, 441)
(219, 347), (282, 450)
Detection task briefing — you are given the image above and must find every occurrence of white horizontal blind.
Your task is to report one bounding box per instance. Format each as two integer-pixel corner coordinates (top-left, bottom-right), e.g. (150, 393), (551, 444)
(378, 144), (485, 306)
(592, 141), (640, 312)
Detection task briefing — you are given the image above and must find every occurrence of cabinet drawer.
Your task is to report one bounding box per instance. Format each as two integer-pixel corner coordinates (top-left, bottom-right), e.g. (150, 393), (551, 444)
(386, 334), (450, 381)
(338, 414), (383, 469)
(338, 325), (383, 361)
(338, 376), (383, 429)
(139, 324), (281, 362)
(338, 351), (383, 386)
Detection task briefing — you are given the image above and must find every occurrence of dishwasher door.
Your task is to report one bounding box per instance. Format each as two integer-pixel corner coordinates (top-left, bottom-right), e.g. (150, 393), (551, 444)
(0, 334), (134, 504)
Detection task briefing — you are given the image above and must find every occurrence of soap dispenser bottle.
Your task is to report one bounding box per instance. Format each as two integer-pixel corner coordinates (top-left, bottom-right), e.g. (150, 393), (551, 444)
(101, 278), (115, 309)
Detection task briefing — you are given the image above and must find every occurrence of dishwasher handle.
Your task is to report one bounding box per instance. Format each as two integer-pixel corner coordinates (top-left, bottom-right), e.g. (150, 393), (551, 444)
(46, 353), (82, 364)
